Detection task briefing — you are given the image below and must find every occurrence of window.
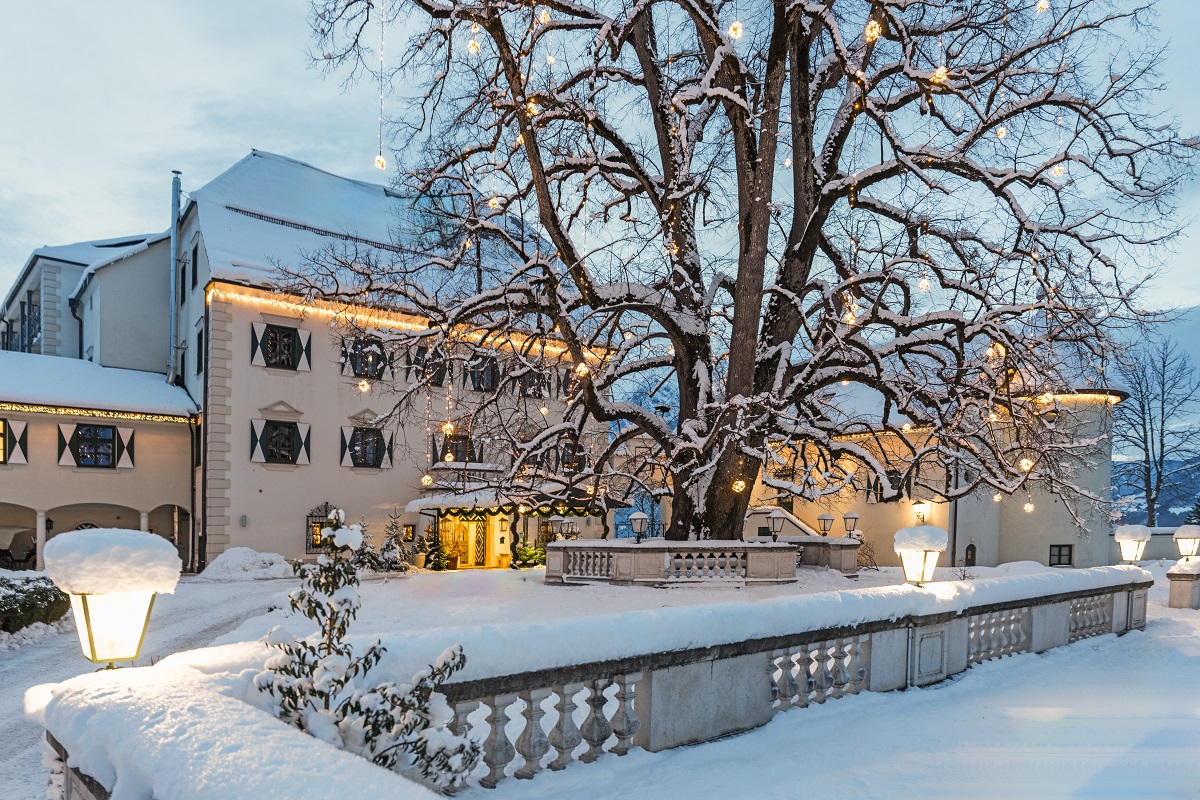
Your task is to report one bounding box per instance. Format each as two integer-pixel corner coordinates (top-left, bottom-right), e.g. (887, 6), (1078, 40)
(191, 244), (199, 289)
(194, 422), (203, 468)
(347, 337), (387, 379)
(408, 346), (446, 386)
(74, 425), (116, 468)
(196, 329), (205, 374)
(348, 428), (385, 468)
(179, 264), (186, 306)
(561, 440), (585, 473)
(1049, 544), (1073, 567)
(518, 371), (547, 398)
(263, 421), (300, 464)
(262, 324), (299, 369)
(467, 355), (500, 392)
(446, 433), (472, 463)
(0, 419), (5, 464)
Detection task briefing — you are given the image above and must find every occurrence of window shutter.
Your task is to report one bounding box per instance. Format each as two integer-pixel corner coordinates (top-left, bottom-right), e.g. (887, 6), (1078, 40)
(431, 433), (441, 463)
(115, 428), (135, 468)
(381, 430), (394, 469)
(251, 323), (267, 366)
(296, 422), (311, 464)
(340, 338), (351, 376)
(340, 426), (354, 467)
(385, 350), (396, 380)
(58, 423), (77, 466)
(7, 420), (27, 464)
(296, 331), (312, 371)
(250, 419), (267, 462)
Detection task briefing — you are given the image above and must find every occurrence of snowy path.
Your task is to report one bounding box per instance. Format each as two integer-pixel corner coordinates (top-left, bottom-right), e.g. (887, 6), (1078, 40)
(0, 578), (293, 800)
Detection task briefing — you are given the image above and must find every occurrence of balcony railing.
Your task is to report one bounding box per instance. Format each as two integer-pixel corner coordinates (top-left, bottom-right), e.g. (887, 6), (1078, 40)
(3, 305), (41, 352)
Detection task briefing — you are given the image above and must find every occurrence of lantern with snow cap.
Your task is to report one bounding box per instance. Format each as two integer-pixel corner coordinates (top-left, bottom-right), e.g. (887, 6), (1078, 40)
(817, 514), (834, 536)
(1175, 525), (1200, 562)
(1114, 524), (1151, 564)
(768, 508), (786, 541)
(629, 511), (649, 543)
(894, 525), (948, 586)
(44, 529), (181, 669)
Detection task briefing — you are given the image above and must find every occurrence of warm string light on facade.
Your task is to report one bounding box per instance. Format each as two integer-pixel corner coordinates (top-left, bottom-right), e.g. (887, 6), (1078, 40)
(0, 402), (192, 424)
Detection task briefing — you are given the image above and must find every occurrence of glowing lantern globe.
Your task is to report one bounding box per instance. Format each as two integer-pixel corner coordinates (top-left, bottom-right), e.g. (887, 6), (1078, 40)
(894, 525), (948, 586)
(1113, 524), (1151, 564)
(44, 528), (181, 668)
(1175, 525), (1200, 562)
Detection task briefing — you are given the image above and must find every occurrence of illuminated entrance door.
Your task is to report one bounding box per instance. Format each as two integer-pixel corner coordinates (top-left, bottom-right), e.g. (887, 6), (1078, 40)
(472, 519), (486, 566)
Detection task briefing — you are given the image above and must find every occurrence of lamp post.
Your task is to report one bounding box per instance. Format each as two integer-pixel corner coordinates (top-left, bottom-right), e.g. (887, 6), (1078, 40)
(630, 511), (649, 543)
(549, 515), (565, 541)
(817, 514), (834, 536)
(1114, 524), (1151, 564)
(768, 508), (786, 542)
(1175, 525), (1200, 562)
(843, 512), (860, 538)
(893, 525), (947, 586)
(912, 500), (930, 525)
(43, 528), (181, 669)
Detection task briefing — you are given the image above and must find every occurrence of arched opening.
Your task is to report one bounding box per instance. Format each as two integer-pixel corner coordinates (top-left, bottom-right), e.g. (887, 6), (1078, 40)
(965, 543), (977, 567)
(150, 503), (192, 570)
(0, 503), (37, 569)
(46, 503), (142, 537)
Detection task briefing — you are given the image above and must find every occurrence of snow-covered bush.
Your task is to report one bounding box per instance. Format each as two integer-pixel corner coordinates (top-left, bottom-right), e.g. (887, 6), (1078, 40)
(196, 547), (292, 581)
(255, 508), (478, 788)
(377, 511), (413, 573)
(0, 575), (69, 633)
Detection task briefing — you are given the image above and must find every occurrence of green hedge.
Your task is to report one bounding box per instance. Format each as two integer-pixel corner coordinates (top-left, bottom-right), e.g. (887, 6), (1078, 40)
(0, 576), (70, 633)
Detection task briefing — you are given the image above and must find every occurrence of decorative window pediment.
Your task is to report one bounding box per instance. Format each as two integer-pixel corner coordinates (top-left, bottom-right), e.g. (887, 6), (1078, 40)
(348, 409), (383, 427)
(258, 400), (304, 420)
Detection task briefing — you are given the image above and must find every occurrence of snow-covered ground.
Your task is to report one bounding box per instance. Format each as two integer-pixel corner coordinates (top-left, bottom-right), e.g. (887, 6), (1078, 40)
(8, 561), (1200, 798)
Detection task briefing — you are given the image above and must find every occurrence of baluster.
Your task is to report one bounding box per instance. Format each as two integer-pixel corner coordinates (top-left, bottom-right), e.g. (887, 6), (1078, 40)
(579, 678), (613, 763)
(609, 673), (642, 756)
(479, 693), (518, 788)
(794, 644), (814, 708)
(770, 649), (798, 709)
(514, 688), (552, 779)
(829, 638), (851, 699)
(843, 638), (861, 695)
(444, 699), (480, 795)
(853, 635), (870, 692)
(997, 611), (1010, 655)
(810, 643), (834, 704)
(717, 550), (728, 576)
(548, 682), (584, 771)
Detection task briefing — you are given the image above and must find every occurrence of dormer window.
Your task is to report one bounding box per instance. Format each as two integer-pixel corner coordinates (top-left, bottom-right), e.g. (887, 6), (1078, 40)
(347, 337), (387, 380)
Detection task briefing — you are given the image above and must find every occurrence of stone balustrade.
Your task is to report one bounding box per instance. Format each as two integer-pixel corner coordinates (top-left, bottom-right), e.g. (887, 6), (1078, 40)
(544, 540), (798, 586)
(1166, 562), (1200, 608)
(438, 575), (1149, 789)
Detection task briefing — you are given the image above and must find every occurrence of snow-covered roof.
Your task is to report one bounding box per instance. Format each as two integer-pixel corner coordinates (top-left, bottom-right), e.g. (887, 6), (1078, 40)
(187, 150), (407, 288)
(406, 489), (524, 514)
(69, 231), (171, 301)
(5, 234), (159, 312)
(0, 351), (197, 417)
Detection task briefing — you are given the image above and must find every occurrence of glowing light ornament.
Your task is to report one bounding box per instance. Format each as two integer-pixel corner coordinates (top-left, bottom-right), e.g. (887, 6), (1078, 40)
(1019, 457), (1034, 471)
(358, 379), (371, 393)
(993, 493), (1003, 502)
(539, 405), (549, 415)
(1052, 164), (1064, 177)
(444, 451), (455, 462)
(931, 66), (949, 84)
(729, 20), (744, 39)
(488, 196), (501, 209)
(1036, 0), (1049, 12)
(467, 39), (481, 55)
(865, 19), (882, 42)
(575, 362), (591, 378)
(537, 8), (551, 24)
(1024, 502), (1035, 513)
(547, 54), (556, 65)
(784, 156), (792, 167)
(374, 154), (386, 171)
(441, 420), (455, 436)
(526, 98), (540, 117)
(996, 126), (1008, 140)
(918, 276), (931, 292)
(421, 473), (434, 487)
(731, 478), (747, 493)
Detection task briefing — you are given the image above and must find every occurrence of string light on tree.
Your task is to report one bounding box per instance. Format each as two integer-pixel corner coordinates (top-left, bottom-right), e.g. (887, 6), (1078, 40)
(931, 66), (949, 84)
(421, 473), (434, 487)
(996, 126), (1008, 140)
(441, 420), (455, 436)
(918, 276), (931, 292)
(865, 19), (882, 42)
(728, 20), (744, 39)
(374, 3), (387, 170)
(467, 38), (481, 55)
(1019, 457), (1034, 471)
(1024, 501), (1035, 513)
(731, 478), (747, 493)
(1036, 0), (1050, 12)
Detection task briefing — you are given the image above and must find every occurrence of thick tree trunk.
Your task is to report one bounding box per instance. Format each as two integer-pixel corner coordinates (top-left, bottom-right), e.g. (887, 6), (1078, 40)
(665, 450), (757, 540)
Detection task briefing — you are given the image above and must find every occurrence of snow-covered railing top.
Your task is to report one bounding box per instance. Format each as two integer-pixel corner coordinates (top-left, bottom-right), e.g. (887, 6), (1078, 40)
(44, 529), (181, 595)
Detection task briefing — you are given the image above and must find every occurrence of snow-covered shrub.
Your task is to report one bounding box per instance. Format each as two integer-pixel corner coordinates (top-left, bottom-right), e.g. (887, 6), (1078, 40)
(196, 547), (292, 581)
(255, 508), (478, 788)
(350, 520), (386, 573)
(378, 511), (413, 573)
(0, 575), (69, 633)
(425, 528), (450, 571)
(513, 542), (547, 567)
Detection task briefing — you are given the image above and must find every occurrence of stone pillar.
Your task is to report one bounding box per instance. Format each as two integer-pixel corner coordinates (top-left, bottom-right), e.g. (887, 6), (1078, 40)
(139, 511), (150, 532)
(36, 510), (47, 570)
(1167, 569), (1200, 609)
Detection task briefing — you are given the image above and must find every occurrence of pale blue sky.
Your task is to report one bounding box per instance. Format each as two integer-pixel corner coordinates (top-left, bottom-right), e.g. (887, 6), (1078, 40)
(1, 0), (1196, 308)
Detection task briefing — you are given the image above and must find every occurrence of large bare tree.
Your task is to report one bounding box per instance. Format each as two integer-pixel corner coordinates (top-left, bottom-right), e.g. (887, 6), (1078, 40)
(1113, 336), (1200, 526)
(299, 0), (1193, 539)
